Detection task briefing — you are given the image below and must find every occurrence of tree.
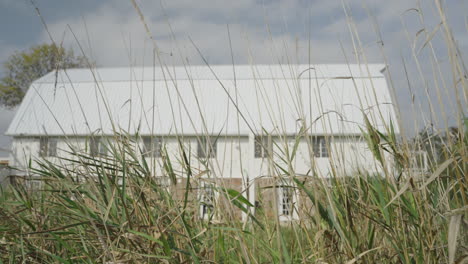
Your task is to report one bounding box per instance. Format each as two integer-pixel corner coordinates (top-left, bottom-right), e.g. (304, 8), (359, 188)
(0, 44), (87, 108)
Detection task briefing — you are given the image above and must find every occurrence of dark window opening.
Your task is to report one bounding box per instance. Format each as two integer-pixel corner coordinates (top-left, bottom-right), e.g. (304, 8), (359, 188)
(197, 136), (217, 159)
(254, 135), (271, 158)
(143, 136), (163, 157)
(90, 137), (107, 156)
(39, 137), (58, 157)
(312, 136), (329, 158)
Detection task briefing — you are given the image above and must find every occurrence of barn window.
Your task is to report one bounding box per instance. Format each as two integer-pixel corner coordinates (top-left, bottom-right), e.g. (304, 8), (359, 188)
(48, 138), (58, 157)
(254, 135), (271, 158)
(143, 136), (162, 157)
(39, 137), (58, 157)
(312, 136), (329, 158)
(278, 182), (297, 219)
(409, 151), (428, 172)
(90, 137), (107, 156)
(199, 182), (215, 219)
(197, 136), (217, 159)
(39, 138), (47, 157)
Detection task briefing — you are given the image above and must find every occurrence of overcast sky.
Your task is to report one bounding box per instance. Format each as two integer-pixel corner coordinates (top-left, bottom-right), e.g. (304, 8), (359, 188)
(0, 0), (467, 156)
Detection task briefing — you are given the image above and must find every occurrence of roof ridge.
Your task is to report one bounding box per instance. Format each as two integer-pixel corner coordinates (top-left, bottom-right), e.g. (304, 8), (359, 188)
(35, 64), (386, 84)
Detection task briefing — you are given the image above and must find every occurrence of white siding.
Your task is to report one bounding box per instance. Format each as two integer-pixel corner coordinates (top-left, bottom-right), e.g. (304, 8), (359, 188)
(10, 135), (383, 178)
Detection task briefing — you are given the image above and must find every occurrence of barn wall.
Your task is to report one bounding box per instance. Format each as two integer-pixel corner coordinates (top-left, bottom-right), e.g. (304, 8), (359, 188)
(8, 135), (251, 180)
(252, 135), (381, 178)
(146, 136), (250, 181)
(9, 135), (382, 178)
(10, 137), (39, 175)
(9, 134), (384, 221)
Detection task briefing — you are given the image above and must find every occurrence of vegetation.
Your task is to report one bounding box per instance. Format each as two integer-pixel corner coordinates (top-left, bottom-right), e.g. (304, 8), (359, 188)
(0, 121), (465, 263)
(0, 44), (86, 108)
(0, 1), (467, 263)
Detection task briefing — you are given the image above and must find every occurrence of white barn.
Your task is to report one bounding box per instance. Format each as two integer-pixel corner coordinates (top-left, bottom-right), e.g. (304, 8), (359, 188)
(6, 64), (398, 220)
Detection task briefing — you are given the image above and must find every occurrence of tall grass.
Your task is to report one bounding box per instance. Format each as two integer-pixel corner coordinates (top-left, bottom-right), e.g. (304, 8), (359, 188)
(0, 0), (467, 263)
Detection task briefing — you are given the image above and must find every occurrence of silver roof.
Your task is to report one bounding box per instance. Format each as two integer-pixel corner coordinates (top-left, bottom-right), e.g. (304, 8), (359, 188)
(6, 64), (398, 136)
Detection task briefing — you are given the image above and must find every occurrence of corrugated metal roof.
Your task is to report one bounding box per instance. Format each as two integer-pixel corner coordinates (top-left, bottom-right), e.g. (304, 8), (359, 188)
(6, 64), (398, 136)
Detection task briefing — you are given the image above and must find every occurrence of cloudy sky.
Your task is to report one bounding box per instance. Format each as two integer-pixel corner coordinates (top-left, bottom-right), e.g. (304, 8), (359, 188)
(0, 0), (467, 156)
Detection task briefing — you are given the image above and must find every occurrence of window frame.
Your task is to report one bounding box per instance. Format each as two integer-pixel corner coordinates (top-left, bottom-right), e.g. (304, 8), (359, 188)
(48, 137), (58, 157)
(277, 182), (298, 221)
(254, 135), (272, 158)
(276, 181), (298, 221)
(312, 136), (329, 158)
(199, 182), (216, 220)
(39, 137), (48, 157)
(197, 136), (217, 159)
(142, 136), (163, 158)
(90, 137), (107, 157)
(39, 137), (58, 157)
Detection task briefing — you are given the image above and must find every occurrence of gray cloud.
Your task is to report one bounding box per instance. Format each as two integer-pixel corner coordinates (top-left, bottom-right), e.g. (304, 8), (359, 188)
(39, 0), (382, 66)
(0, 43), (15, 67)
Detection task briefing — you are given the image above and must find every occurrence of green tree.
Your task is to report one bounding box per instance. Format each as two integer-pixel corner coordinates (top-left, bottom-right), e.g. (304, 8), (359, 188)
(0, 44), (87, 108)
